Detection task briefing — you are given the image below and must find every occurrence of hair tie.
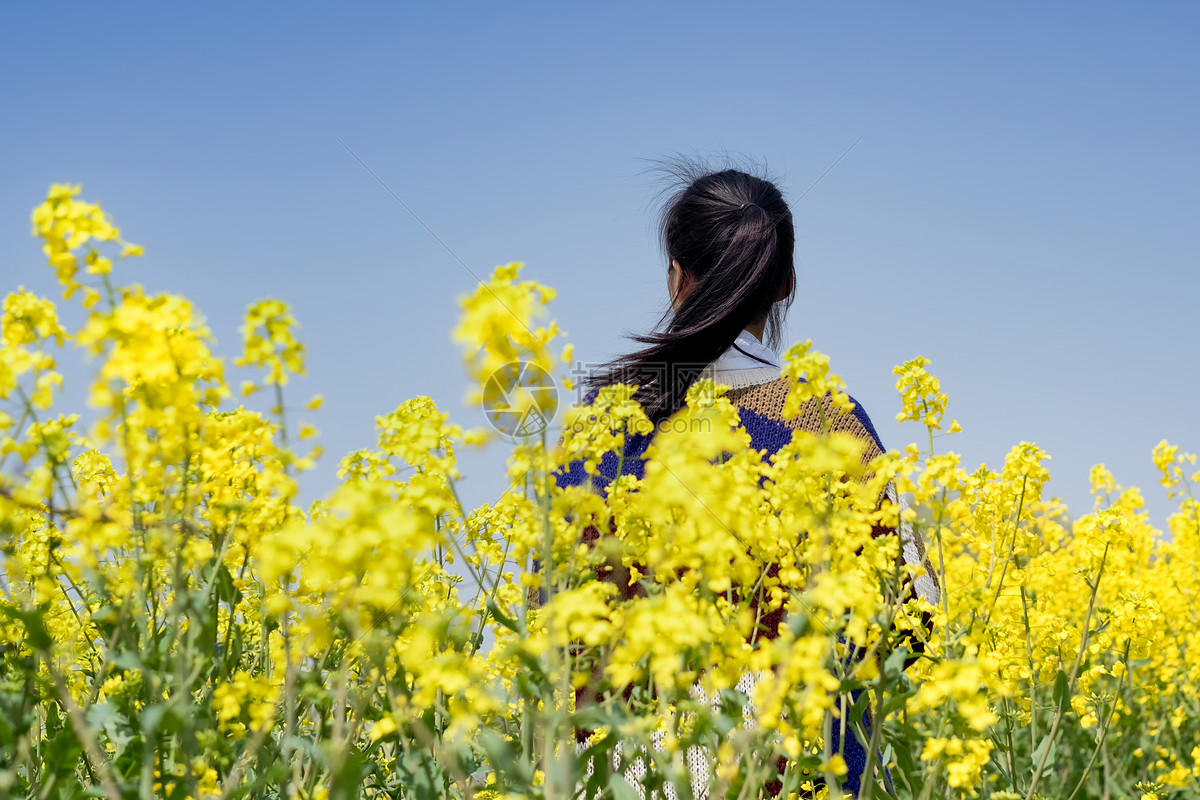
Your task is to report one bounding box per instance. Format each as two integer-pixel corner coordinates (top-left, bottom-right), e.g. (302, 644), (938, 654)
(739, 202), (760, 214)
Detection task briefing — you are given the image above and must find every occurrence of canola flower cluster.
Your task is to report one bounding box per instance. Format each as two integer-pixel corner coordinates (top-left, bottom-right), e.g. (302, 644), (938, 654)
(0, 185), (1197, 800)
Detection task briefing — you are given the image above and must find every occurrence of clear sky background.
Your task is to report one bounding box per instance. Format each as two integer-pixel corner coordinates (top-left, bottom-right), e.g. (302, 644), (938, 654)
(1, 2), (1196, 528)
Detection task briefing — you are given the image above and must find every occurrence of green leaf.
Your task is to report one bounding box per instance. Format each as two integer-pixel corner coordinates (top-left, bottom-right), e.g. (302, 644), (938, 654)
(1032, 732), (1058, 771)
(883, 646), (910, 680)
(139, 703), (169, 735)
(86, 702), (133, 759)
(108, 651), (143, 672)
(393, 749), (441, 800)
(43, 723), (83, 769)
(611, 776), (644, 800)
(879, 690), (912, 718)
(547, 748), (576, 797)
(892, 737), (918, 783)
(1052, 668), (1070, 712)
(0, 605), (52, 652)
(214, 563), (241, 605)
(477, 728), (532, 786)
(485, 599), (520, 633)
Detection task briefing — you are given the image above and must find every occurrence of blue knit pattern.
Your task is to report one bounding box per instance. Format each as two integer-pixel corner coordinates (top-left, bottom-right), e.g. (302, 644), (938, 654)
(555, 385), (884, 496)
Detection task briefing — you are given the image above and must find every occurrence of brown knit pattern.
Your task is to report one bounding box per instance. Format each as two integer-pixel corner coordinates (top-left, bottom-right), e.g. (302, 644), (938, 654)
(726, 378), (884, 467)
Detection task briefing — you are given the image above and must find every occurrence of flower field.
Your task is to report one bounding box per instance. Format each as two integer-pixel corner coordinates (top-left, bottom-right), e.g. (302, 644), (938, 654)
(0, 185), (1197, 799)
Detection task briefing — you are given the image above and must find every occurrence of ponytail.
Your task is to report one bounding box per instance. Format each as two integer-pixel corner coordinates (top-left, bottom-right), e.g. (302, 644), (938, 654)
(587, 163), (796, 422)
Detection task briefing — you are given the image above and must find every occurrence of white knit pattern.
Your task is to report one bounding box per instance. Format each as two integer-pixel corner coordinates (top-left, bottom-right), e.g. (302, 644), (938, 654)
(700, 364), (784, 390)
(577, 671), (765, 799)
(885, 483), (941, 606)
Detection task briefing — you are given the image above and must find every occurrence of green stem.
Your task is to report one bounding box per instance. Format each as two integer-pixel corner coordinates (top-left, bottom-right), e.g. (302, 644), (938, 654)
(981, 476), (1029, 631)
(1017, 578), (1038, 753)
(1064, 640), (1131, 800)
(1024, 541), (1109, 800)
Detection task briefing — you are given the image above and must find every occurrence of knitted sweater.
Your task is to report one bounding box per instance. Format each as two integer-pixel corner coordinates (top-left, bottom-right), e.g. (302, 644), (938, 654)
(553, 335), (940, 798)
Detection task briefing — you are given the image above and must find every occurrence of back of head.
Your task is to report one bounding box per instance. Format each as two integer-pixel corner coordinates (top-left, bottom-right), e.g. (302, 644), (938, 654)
(588, 157), (796, 422)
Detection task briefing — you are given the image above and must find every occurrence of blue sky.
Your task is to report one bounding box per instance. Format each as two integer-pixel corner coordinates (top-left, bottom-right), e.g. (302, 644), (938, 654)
(1, 2), (1196, 526)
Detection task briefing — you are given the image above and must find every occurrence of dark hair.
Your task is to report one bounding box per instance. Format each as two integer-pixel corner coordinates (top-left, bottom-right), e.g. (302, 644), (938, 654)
(586, 157), (796, 422)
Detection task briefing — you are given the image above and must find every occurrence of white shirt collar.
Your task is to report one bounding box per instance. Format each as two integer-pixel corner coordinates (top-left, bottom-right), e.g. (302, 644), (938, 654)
(701, 329), (782, 388)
